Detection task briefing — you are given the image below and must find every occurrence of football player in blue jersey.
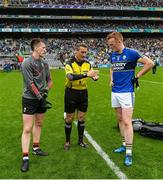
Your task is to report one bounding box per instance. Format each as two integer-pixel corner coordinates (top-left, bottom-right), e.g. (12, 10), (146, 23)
(107, 32), (154, 166)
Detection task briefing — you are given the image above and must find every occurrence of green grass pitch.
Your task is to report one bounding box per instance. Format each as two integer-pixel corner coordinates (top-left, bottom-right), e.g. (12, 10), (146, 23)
(0, 67), (163, 179)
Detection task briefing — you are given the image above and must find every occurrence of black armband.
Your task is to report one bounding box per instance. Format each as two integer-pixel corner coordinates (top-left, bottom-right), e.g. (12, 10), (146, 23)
(67, 73), (87, 81)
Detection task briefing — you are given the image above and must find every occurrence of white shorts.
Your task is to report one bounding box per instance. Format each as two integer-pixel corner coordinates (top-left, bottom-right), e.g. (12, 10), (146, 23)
(111, 92), (135, 108)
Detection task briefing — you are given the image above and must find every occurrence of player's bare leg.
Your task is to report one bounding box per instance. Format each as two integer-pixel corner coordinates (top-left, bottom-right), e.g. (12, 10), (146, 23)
(32, 113), (48, 156)
(122, 107), (133, 166)
(21, 114), (34, 172)
(114, 108), (126, 153)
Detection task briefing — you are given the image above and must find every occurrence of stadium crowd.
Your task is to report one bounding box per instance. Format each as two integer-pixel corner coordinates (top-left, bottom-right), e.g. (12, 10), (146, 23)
(0, 21), (162, 29)
(0, 38), (162, 66)
(52, 38), (163, 65)
(2, 0), (162, 7)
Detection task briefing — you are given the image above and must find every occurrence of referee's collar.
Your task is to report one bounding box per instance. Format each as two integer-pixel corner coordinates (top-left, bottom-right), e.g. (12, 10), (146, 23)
(74, 56), (84, 66)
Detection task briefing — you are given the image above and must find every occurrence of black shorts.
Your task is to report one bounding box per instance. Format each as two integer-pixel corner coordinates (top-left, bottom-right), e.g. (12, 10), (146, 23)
(64, 88), (88, 113)
(22, 97), (47, 114)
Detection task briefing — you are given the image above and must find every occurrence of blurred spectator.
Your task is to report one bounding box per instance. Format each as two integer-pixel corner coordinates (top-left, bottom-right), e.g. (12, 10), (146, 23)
(3, 60), (12, 72)
(0, 37), (162, 66)
(7, 0), (163, 7)
(0, 20), (162, 29)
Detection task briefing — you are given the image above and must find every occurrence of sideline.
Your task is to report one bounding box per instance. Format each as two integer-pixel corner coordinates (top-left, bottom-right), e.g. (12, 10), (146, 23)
(74, 122), (128, 179)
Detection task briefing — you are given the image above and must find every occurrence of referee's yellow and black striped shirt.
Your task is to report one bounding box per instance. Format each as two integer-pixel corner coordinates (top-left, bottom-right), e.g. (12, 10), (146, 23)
(65, 56), (92, 90)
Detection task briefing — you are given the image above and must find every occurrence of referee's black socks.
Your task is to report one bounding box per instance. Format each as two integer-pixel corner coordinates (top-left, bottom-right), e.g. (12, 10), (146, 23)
(78, 121), (85, 143)
(65, 122), (72, 142)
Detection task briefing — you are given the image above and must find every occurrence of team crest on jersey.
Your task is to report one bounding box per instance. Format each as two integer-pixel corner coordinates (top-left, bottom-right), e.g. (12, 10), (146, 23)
(123, 55), (126, 60)
(117, 56), (120, 61)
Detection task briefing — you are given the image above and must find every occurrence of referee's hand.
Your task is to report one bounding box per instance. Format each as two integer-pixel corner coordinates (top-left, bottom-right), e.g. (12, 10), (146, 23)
(87, 70), (98, 78)
(92, 75), (99, 81)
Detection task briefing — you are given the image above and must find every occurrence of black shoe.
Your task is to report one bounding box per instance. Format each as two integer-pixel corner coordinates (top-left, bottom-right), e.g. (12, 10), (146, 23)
(64, 142), (70, 150)
(78, 142), (89, 148)
(21, 159), (29, 172)
(32, 148), (49, 156)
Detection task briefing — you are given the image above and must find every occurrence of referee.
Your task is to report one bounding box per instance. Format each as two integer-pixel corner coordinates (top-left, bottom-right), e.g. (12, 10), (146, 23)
(64, 43), (98, 150)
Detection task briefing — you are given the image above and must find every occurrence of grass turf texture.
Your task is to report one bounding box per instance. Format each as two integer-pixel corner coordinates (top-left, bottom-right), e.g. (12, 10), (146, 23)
(0, 67), (163, 178)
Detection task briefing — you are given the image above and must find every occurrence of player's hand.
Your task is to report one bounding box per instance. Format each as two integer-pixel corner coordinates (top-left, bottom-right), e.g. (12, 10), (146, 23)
(109, 81), (114, 86)
(42, 88), (49, 99)
(40, 98), (52, 110)
(132, 77), (139, 88)
(45, 100), (52, 109)
(40, 98), (47, 108)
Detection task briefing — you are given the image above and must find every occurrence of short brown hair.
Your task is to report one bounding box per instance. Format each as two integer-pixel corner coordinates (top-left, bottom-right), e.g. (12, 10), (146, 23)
(107, 32), (123, 42)
(30, 38), (44, 51)
(76, 43), (88, 51)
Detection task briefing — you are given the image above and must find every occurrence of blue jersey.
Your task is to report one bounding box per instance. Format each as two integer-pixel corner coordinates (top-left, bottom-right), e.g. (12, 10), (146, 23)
(110, 48), (142, 93)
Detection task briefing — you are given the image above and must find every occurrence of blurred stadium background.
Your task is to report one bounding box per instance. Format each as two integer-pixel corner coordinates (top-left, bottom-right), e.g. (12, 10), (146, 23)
(0, 0), (162, 69)
(0, 0), (163, 179)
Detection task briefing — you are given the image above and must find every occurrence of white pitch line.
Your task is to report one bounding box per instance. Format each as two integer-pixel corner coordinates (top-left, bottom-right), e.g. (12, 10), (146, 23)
(74, 122), (128, 179)
(139, 79), (163, 85)
(100, 73), (163, 85)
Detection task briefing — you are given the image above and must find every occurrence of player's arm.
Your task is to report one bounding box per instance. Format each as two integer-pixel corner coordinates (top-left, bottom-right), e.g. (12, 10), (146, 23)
(22, 61), (42, 100)
(45, 63), (53, 90)
(109, 66), (114, 86)
(47, 80), (53, 89)
(136, 56), (154, 78)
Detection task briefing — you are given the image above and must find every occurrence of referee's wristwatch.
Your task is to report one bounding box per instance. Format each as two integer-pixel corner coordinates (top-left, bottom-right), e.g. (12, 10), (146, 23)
(83, 73), (87, 78)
